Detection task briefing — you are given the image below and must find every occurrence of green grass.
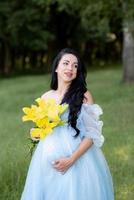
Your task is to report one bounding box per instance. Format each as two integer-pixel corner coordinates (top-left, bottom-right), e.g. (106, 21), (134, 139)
(0, 67), (134, 200)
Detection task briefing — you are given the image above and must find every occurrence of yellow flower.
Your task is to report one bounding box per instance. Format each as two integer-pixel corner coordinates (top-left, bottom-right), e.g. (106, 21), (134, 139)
(45, 98), (68, 122)
(30, 127), (52, 140)
(22, 105), (38, 122)
(35, 97), (46, 109)
(22, 97), (69, 140)
(58, 104), (68, 115)
(36, 117), (58, 129)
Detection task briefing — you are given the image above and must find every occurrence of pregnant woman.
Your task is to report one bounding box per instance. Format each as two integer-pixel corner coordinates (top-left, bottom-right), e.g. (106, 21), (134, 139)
(21, 48), (114, 200)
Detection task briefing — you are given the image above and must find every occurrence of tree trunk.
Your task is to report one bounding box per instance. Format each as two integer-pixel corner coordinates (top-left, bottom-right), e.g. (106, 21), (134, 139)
(0, 41), (5, 75)
(4, 42), (12, 76)
(122, 0), (134, 83)
(122, 23), (134, 83)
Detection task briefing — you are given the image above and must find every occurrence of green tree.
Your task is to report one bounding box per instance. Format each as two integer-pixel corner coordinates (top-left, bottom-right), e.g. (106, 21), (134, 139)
(1, 0), (134, 81)
(0, 0), (54, 75)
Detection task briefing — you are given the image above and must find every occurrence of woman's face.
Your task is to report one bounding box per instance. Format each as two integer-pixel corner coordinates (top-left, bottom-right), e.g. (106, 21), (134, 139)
(55, 53), (78, 83)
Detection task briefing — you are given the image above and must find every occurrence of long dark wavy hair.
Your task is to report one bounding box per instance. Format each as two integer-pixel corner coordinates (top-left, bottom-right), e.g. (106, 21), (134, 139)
(50, 48), (87, 137)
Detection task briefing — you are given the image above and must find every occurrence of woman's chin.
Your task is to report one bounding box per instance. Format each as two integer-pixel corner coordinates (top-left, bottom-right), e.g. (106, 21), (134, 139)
(62, 76), (76, 83)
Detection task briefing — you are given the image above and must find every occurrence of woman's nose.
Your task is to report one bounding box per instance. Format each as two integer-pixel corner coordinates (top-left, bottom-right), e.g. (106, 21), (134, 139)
(67, 64), (73, 70)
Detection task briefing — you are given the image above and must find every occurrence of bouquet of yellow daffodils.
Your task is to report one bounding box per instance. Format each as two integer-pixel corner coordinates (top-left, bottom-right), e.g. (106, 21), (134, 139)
(22, 97), (68, 154)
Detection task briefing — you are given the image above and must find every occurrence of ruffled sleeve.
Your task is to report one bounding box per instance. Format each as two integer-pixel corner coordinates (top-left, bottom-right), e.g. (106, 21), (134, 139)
(77, 103), (105, 148)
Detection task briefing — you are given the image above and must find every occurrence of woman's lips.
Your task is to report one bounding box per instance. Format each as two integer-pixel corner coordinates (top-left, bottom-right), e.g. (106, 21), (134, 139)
(64, 72), (73, 77)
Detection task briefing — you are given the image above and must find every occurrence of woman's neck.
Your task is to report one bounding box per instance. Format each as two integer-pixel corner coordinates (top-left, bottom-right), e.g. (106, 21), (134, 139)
(56, 80), (71, 97)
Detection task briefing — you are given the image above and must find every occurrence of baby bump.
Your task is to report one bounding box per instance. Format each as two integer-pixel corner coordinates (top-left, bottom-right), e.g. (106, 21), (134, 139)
(40, 126), (81, 163)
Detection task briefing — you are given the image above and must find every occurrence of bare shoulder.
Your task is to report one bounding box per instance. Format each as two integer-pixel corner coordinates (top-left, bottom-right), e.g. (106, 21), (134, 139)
(41, 90), (54, 100)
(83, 90), (94, 104)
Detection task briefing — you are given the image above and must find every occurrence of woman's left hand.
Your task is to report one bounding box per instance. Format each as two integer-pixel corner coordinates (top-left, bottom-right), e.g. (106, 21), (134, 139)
(52, 156), (75, 174)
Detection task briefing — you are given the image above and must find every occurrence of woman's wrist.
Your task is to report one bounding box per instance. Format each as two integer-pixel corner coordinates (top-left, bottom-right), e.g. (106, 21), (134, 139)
(70, 154), (77, 164)
(69, 138), (93, 164)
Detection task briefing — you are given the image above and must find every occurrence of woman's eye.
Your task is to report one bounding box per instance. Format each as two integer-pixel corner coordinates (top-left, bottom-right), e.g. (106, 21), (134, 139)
(74, 65), (78, 68)
(63, 62), (68, 65)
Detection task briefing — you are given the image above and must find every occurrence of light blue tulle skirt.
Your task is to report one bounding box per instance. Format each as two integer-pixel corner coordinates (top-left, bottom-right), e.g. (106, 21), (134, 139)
(21, 123), (114, 200)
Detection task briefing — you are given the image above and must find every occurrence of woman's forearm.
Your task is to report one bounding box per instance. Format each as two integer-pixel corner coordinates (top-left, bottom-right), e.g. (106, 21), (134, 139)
(70, 138), (93, 163)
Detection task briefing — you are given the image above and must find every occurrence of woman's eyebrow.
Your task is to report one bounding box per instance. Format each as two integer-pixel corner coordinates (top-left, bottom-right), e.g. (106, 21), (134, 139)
(63, 60), (69, 62)
(63, 60), (78, 64)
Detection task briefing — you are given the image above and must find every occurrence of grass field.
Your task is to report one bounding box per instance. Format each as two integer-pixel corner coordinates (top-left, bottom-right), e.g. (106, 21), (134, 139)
(0, 67), (134, 200)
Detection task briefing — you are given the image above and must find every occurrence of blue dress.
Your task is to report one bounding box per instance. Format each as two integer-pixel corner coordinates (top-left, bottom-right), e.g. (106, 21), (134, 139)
(21, 103), (114, 200)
